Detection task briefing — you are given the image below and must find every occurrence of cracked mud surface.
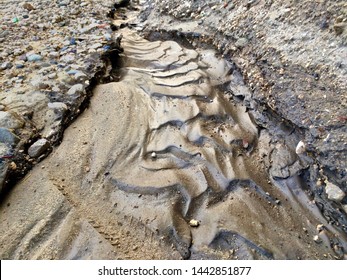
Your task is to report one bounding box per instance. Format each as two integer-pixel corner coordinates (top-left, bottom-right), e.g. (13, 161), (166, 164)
(0, 1), (347, 260)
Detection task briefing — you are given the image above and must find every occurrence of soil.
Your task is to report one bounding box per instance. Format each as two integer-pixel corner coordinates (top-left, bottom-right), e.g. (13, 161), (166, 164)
(0, 0), (346, 260)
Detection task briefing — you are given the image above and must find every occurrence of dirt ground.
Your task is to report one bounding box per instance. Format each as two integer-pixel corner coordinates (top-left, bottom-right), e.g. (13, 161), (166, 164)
(0, 0), (346, 260)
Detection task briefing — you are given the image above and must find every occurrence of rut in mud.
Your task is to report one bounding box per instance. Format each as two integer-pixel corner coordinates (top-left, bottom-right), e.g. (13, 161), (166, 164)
(1, 4), (347, 260)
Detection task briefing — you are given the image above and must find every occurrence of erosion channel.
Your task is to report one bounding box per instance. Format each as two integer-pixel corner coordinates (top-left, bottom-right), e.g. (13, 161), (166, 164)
(0, 2), (346, 260)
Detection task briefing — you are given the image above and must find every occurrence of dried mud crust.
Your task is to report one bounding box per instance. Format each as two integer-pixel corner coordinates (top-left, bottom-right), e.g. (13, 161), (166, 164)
(140, 0), (347, 192)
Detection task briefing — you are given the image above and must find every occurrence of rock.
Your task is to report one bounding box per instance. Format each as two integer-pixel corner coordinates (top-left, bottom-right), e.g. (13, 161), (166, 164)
(1, 62), (12, 70)
(295, 140), (306, 154)
(343, 205), (347, 214)
(316, 224), (325, 232)
(151, 152), (157, 158)
(0, 128), (20, 146)
(22, 3), (35, 11)
(48, 102), (68, 112)
(235, 37), (249, 48)
(67, 83), (84, 96)
(60, 54), (75, 64)
(48, 73), (57, 79)
(27, 54), (43, 62)
(28, 139), (50, 158)
(313, 235), (322, 244)
(75, 71), (88, 82)
(189, 219), (200, 227)
(270, 144), (306, 179)
(325, 181), (345, 202)
(0, 111), (24, 130)
(333, 23), (346, 35)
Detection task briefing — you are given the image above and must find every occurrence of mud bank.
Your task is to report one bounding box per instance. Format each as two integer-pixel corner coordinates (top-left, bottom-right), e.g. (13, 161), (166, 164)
(0, 1), (346, 260)
(1, 1), (347, 259)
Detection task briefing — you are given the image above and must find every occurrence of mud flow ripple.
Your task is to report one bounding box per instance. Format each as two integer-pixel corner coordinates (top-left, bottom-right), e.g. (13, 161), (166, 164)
(1, 28), (346, 260)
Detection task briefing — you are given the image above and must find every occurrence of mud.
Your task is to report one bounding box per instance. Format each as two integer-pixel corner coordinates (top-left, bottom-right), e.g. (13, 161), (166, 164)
(0, 1), (346, 260)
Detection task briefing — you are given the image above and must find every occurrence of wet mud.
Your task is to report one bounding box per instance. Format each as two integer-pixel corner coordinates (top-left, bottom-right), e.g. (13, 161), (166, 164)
(0, 2), (346, 260)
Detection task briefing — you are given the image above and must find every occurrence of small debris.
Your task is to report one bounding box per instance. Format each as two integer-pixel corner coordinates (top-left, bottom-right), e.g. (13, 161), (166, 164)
(151, 152), (157, 159)
(316, 224), (325, 232)
(189, 219), (200, 227)
(9, 162), (17, 170)
(325, 181), (345, 202)
(295, 141), (306, 154)
(313, 235), (322, 243)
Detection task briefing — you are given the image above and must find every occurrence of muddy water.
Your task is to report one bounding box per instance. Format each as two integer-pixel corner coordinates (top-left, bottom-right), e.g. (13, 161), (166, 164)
(1, 29), (346, 260)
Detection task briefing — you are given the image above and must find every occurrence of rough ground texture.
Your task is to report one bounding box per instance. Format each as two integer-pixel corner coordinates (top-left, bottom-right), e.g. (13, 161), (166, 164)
(0, 0), (346, 260)
(0, 0), (115, 192)
(140, 0), (347, 191)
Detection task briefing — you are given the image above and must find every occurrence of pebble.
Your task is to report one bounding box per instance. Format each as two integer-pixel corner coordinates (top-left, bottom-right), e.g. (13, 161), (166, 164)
(67, 84), (84, 96)
(325, 181), (345, 202)
(313, 235), (322, 243)
(48, 73), (57, 79)
(27, 54), (43, 62)
(316, 224), (325, 232)
(1, 62), (12, 70)
(295, 140), (306, 154)
(28, 139), (50, 158)
(151, 152), (157, 158)
(23, 3), (35, 11)
(189, 219), (200, 227)
(343, 205), (347, 214)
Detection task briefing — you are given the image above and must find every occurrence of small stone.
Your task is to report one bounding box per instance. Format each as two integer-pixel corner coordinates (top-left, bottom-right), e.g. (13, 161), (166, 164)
(295, 140), (306, 154)
(23, 2), (35, 11)
(67, 83), (84, 96)
(27, 54), (43, 62)
(313, 235), (322, 243)
(9, 162), (17, 171)
(1, 62), (12, 70)
(48, 73), (57, 79)
(342, 205), (347, 214)
(151, 152), (157, 158)
(325, 181), (345, 202)
(85, 166), (90, 172)
(75, 71), (88, 82)
(235, 37), (248, 48)
(189, 219), (200, 227)
(316, 224), (325, 232)
(28, 139), (50, 158)
(333, 23), (346, 35)
(48, 102), (68, 111)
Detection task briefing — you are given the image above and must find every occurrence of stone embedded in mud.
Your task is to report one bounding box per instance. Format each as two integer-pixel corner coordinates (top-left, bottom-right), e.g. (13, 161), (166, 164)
(67, 83), (84, 96)
(313, 235), (322, 244)
(28, 139), (50, 158)
(189, 219), (200, 227)
(295, 140), (306, 154)
(325, 181), (345, 202)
